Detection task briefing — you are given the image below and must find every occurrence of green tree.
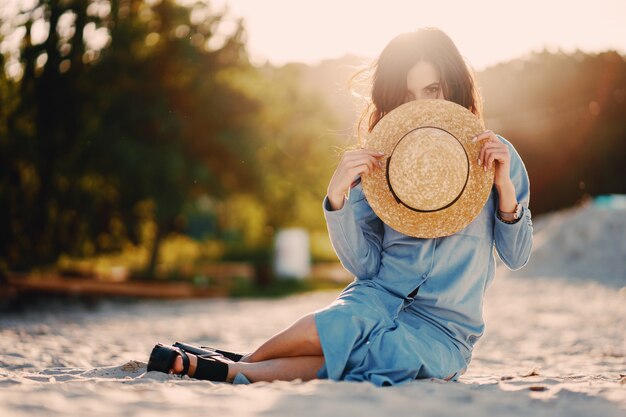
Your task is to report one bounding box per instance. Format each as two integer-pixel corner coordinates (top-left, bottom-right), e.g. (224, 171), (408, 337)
(0, 0), (262, 276)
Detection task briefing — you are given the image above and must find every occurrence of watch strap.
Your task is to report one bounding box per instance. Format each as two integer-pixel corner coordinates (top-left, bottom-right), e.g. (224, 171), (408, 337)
(498, 210), (516, 220)
(497, 213), (521, 224)
(497, 203), (522, 223)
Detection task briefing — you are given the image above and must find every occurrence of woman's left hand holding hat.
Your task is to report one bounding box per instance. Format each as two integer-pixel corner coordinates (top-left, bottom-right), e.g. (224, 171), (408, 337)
(472, 130), (519, 215)
(473, 130), (511, 187)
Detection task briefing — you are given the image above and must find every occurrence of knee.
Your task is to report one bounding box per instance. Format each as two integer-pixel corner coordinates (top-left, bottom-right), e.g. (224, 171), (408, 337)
(297, 313), (321, 348)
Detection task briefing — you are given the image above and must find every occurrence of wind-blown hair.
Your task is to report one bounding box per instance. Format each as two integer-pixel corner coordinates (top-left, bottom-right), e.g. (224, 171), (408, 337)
(350, 27), (483, 146)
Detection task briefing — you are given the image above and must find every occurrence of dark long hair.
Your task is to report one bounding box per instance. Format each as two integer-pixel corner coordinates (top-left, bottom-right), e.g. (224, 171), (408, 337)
(350, 27), (483, 146)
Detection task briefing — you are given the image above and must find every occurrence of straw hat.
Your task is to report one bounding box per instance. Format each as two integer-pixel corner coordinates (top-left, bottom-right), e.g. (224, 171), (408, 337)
(361, 99), (493, 238)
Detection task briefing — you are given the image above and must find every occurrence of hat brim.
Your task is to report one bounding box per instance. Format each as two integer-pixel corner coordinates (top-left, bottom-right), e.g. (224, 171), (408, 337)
(362, 99), (493, 238)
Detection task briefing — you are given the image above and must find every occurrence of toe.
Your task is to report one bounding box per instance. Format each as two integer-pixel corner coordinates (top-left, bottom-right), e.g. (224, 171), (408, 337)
(170, 355), (184, 374)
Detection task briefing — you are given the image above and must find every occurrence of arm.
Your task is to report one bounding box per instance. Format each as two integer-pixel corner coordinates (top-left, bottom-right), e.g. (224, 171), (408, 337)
(492, 135), (533, 270)
(323, 177), (384, 279)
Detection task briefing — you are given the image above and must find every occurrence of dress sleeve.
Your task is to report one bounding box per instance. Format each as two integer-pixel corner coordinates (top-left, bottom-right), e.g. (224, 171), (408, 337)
(322, 177), (384, 279)
(493, 135), (534, 270)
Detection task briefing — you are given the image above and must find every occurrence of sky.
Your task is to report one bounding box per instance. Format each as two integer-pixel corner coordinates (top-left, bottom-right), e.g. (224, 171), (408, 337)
(1, 0), (625, 72)
(217, 0), (626, 70)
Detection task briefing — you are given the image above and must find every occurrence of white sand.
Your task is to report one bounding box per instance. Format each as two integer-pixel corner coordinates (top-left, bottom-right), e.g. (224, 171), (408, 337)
(1, 203), (625, 416)
(507, 201), (626, 287)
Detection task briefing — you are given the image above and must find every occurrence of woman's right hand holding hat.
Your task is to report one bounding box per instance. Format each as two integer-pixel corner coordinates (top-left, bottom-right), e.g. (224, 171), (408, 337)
(327, 149), (386, 211)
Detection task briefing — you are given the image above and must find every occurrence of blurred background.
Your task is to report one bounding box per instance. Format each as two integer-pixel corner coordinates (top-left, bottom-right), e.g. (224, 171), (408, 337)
(0, 0), (624, 301)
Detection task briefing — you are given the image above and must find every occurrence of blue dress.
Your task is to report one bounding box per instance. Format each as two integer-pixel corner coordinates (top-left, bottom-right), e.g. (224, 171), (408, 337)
(312, 135), (534, 386)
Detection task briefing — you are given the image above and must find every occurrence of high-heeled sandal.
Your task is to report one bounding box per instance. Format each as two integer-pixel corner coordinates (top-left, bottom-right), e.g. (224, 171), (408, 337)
(147, 343), (230, 382)
(172, 341), (244, 362)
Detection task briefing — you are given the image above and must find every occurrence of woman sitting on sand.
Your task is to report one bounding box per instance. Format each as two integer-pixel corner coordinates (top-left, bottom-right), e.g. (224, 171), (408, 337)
(147, 27), (533, 386)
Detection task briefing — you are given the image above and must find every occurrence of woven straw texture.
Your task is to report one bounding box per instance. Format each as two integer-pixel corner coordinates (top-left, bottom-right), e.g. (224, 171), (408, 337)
(361, 99), (493, 238)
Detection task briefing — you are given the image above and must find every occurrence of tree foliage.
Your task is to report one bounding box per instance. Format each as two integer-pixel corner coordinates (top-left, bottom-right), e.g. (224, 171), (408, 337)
(0, 0), (341, 279)
(0, 0), (263, 273)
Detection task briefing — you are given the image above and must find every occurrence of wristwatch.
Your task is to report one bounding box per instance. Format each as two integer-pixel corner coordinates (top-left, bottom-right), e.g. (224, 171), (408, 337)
(498, 203), (522, 224)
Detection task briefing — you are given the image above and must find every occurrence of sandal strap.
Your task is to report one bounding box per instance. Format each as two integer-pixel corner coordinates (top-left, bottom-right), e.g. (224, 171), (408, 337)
(209, 348), (244, 363)
(194, 355), (229, 382)
(173, 342), (223, 358)
(173, 341), (244, 362)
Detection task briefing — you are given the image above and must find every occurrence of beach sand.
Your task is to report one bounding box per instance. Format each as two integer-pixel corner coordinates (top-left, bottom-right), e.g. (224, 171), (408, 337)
(1, 203), (625, 416)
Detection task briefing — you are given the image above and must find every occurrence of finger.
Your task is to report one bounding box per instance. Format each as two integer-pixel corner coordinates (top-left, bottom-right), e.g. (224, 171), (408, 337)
(346, 158), (376, 178)
(478, 142), (505, 166)
(333, 157), (377, 196)
(474, 132), (500, 164)
(480, 140), (504, 149)
(345, 148), (386, 160)
(360, 147), (386, 156)
(373, 154), (385, 169)
(348, 164), (372, 180)
(348, 154), (383, 171)
(485, 151), (509, 170)
(478, 143), (491, 167)
(363, 157), (377, 174)
(482, 148), (496, 171)
(471, 129), (495, 143)
(364, 154), (384, 173)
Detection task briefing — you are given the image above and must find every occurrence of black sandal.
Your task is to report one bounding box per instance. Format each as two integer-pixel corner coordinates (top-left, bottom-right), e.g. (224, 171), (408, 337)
(147, 343), (230, 382)
(173, 341), (245, 362)
(147, 343), (190, 374)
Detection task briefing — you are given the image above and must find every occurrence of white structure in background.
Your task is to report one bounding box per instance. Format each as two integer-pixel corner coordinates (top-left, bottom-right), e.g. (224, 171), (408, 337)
(274, 228), (310, 279)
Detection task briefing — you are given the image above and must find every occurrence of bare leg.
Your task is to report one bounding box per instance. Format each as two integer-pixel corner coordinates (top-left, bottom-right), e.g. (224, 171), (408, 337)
(241, 312), (323, 363)
(170, 353), (325, 383)
(227, 356), (325, 383)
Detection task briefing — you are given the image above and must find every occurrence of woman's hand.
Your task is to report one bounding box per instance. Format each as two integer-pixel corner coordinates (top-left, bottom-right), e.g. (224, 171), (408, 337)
(472, 130), (518, 213)
(327, 148), (386, 210)
(472, 130), (511, 187)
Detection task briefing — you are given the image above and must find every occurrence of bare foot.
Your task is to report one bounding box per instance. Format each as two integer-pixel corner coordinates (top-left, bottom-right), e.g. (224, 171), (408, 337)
(169, 353), (198, 377)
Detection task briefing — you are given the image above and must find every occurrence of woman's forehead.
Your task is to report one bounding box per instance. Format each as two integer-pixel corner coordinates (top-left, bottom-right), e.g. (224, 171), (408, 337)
(406, 61), (440, 89)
